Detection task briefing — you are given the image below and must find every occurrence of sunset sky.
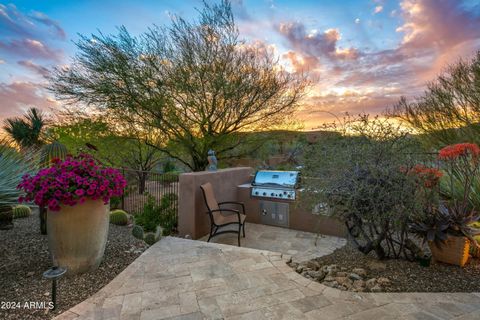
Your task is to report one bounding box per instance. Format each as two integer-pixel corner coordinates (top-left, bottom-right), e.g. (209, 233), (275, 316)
(1, 0), (480, 129)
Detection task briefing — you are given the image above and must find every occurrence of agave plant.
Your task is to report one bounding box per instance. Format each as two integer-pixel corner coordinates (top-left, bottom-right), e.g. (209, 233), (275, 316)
(410, 204), (480, 248)
(0, 140), (37, 229)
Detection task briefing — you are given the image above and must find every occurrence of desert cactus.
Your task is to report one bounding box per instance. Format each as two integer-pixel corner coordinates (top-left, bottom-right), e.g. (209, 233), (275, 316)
(109, 209), (129, 225)
(144, 232), (157, 245)
(12, 205), (31, 218)
(40, 141), (68, 168)
(132, 224), (144, 240)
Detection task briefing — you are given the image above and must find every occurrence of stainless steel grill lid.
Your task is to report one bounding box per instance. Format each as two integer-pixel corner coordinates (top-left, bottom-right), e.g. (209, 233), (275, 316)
(252, 170), (300, 188)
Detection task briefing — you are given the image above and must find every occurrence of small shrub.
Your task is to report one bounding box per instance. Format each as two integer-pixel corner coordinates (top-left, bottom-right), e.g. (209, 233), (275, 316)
(132, 225), (144, 239)
(13, 205), (31, 219)
(134, 196), (161, 232)
(110, 209), (129, 225)
(110, 196), (122, 209)
(159, 208), (177, 236)
(160, 193), (178, 209)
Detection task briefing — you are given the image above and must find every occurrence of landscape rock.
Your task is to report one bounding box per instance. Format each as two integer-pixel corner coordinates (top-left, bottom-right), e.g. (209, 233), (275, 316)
(324, 275), (336, 282)
(335, 276), (353, 288)
(323, 280), (339, 288)
(307, 270), (326, 281)
(352, 268), (367, 277)
(353, 279), (365, 289)
(370, 284), (382, 292)
(377, 277), (391, 286)
(367, 260), (386, 271)
(365, 278), (377, 289)
(348, 273), (362, 281)
(336, 271), (347, 277)
(306, 260), (321, 270)
(325, 264), (338, 273)
(295, 266), (304, 273)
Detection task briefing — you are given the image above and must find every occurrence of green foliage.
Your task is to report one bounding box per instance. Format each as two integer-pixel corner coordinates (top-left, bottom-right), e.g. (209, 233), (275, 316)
(0, 141), (37, 213)
(163, 160), (176, 173)
(109, 209), (129, 225)
(49, 0), (307, 171)
(40, 141), (68, 168)
(134, 195), (161, 232)
(303, 115), (425, 260)
(2, 107), (45, 149)
(151, 173), (179, 184)
(12, 205), (31, 218)
(439, 165), (480, 210)
(131, 224), (144, 239)
(144, 232), (157, 245)
(134, 193), (177, 235)
(110, 196), (122, 209)
(159, 193), (178, 235)
(394, 51), (480, 150)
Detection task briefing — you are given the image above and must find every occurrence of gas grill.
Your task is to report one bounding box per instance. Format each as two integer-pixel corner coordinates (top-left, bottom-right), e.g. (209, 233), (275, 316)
(251, 170), (300, 201)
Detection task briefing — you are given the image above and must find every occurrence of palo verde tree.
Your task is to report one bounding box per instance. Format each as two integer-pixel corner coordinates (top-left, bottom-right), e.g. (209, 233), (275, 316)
(49, 0), (307, 171)
(393, 51), (480, 149)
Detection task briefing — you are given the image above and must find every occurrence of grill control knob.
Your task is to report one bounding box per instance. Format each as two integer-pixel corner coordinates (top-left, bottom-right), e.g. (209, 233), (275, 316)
(271, 193), (275, 196)
(279, 194), (282, 197)
(263, 192), (266, 196)
(287, 194), (291, 198)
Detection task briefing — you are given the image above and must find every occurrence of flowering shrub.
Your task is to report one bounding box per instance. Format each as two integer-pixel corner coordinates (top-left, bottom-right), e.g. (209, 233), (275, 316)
(17, 154), (126, 211)
(411, 143), (480, 246)
(438, 143), (480, 161)
(403, 164), (443, 188)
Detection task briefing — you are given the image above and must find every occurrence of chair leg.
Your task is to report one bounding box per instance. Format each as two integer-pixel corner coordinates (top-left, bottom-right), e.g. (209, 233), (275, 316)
(207, 225), (215, 242)
(242, 223), (245, 238)
(238, 224), (241, 247)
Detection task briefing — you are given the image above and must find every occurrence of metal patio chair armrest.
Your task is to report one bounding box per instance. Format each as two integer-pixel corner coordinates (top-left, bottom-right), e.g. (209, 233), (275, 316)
(209, 208), (241, 223)
(218, 201), (246, 215)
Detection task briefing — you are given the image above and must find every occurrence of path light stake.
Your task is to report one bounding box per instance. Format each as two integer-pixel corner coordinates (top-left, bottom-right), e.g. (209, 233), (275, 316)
(43, 266), (67, 310)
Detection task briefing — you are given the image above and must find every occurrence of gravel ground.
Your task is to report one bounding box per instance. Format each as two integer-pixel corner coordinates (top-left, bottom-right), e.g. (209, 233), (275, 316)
(306, 242), (480, 292)
(0, 209), (147, 320)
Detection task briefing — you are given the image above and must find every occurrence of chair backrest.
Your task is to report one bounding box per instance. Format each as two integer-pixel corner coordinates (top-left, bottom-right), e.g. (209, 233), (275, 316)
(200, 183), (220, 212)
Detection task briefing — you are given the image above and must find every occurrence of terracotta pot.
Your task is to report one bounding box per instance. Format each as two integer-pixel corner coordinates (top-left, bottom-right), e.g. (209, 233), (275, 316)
(47, 199), (109, 274)
(428, 236), (470, 267)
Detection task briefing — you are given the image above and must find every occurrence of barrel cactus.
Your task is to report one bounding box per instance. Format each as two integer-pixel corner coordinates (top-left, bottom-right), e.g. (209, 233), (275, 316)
(132, 224), (144, 240)
(144, 232), (157, 245)
(40, 141), (68, 168)
(13, 205), (31, 218)
(109, 209), (129, 225)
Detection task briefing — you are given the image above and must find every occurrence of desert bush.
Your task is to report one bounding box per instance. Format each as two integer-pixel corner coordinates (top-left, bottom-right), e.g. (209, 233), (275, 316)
(134, 195), (161, 232)
(303, 114), (428, 260)
(109, 196), (122, 209)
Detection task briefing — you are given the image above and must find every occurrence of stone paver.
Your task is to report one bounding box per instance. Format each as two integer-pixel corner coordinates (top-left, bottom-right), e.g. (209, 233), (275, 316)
(55, 237), (480, 320)
(199, 222), (346, 263)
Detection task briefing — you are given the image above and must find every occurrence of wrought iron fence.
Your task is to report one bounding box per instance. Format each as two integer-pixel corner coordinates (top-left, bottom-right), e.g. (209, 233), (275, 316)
(118, 168), (179, 216)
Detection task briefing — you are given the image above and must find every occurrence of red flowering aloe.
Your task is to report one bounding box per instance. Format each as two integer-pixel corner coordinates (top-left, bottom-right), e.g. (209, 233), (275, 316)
(438, 143), (480, 161)
(406, 164), (443, 189)
(17, 153), (127, 211)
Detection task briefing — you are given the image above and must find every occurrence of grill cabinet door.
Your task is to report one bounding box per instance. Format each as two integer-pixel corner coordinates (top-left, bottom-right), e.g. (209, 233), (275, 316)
(260, 200), (289, 227)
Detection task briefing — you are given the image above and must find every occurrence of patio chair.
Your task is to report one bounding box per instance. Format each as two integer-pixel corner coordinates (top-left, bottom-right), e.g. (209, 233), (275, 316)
(200, 182), (246, 246)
